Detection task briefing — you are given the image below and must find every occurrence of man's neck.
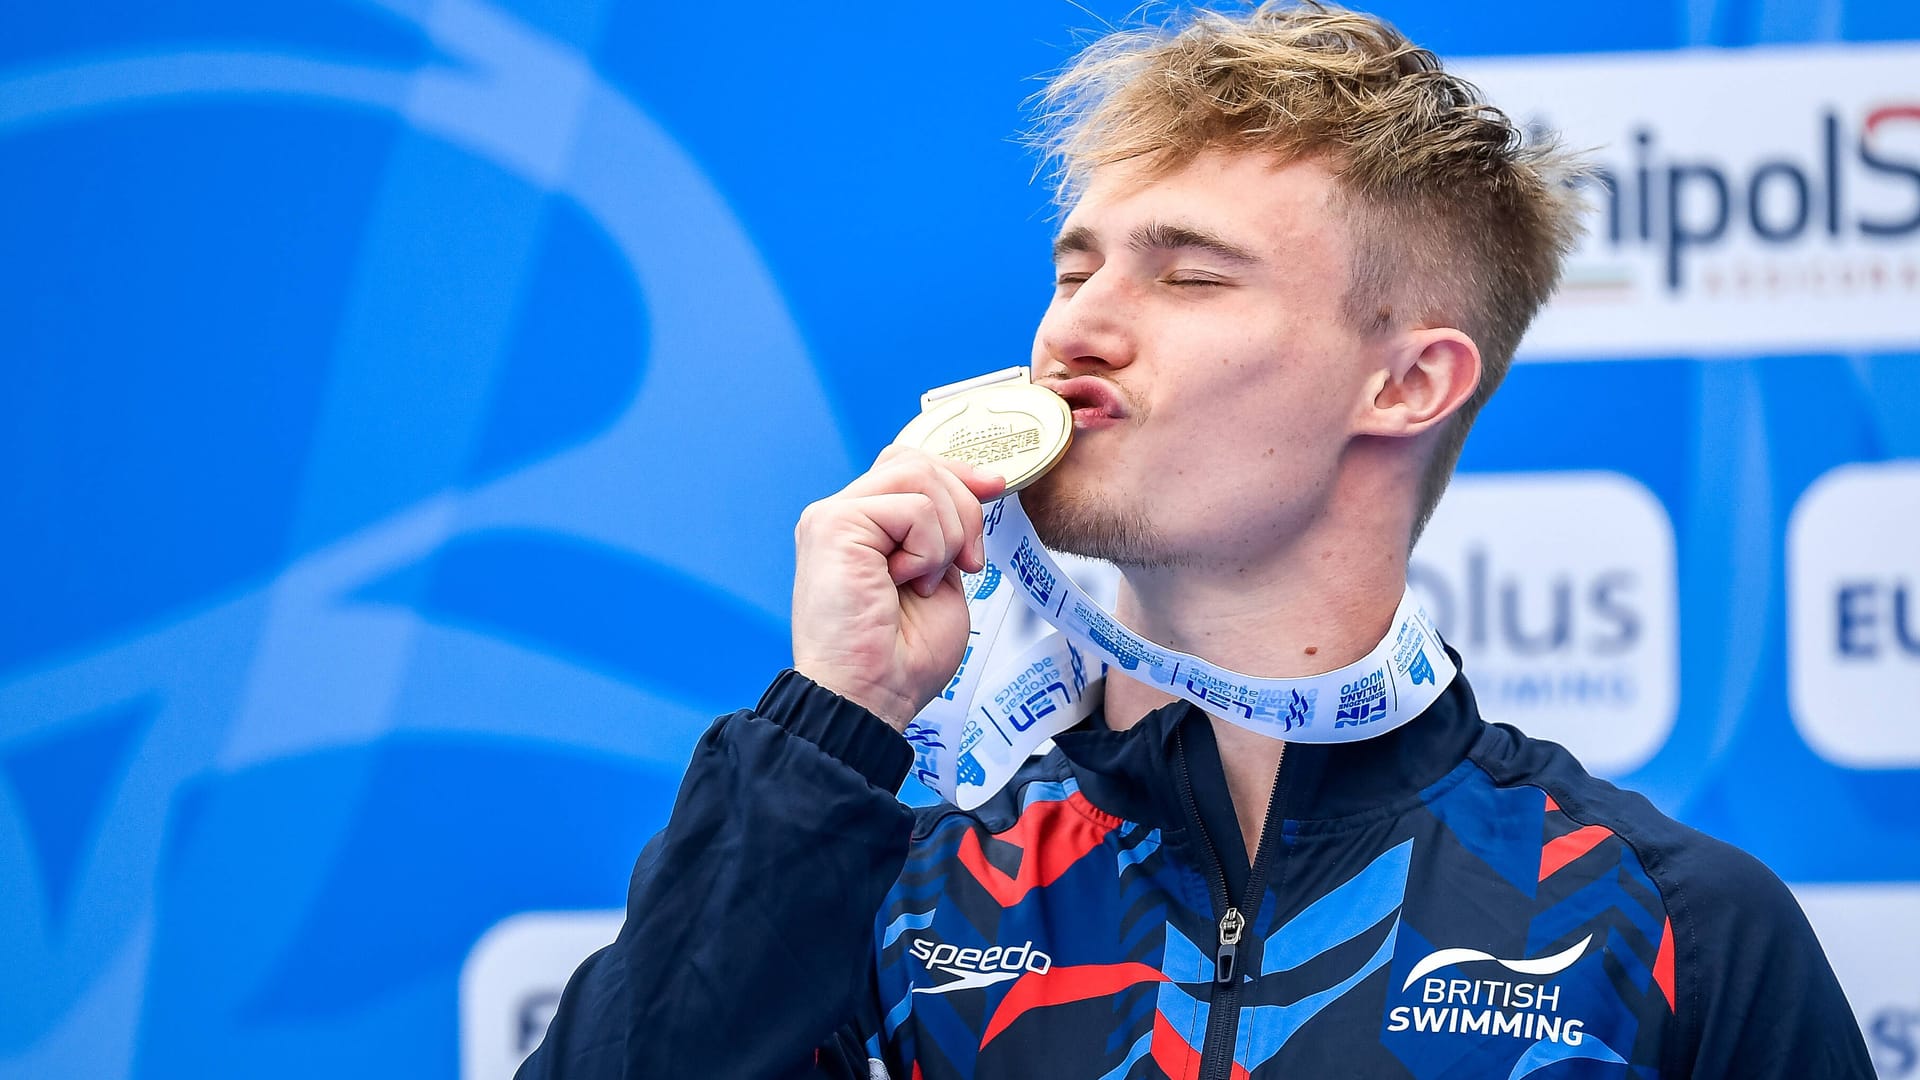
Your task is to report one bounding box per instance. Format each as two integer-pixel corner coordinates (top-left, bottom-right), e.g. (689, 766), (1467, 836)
(1102, 518), (1409, 857)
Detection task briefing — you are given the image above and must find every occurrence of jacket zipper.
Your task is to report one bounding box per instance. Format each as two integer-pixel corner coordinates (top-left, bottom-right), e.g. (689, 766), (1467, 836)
(1175, 723), (1288, 1080)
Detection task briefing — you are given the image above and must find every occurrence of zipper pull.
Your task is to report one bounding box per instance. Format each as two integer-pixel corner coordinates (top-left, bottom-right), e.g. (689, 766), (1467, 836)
(1215, 907), (1245, 984)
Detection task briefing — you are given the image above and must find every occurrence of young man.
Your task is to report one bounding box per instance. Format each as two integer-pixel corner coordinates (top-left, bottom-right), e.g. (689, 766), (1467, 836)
(521, 4), (1873, 1077)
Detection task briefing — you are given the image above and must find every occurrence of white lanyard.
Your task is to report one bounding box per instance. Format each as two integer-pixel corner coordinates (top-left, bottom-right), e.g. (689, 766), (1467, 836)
(903, 495), (1456, 809)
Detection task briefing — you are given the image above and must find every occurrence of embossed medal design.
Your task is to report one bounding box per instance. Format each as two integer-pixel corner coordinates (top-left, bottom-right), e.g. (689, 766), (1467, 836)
(891, 366), (1072, 493)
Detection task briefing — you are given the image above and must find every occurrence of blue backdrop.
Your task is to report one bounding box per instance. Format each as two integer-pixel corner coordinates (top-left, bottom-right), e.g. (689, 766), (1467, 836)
(3, 2), (1917, 1078)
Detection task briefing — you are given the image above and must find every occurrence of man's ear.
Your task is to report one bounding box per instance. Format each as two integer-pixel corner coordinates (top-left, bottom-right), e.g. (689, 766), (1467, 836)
(1354, 327), (1482, 438)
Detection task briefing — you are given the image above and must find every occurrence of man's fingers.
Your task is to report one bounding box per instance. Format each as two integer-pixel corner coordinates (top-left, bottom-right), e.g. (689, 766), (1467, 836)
(850, 445), (936, 494)
(927, 455), (1009, 506)
(912, 480), (966, 579)
(926, 461), (990, 573)
(839, 492), (966, 591)
(957, 468), (1008, 505)
(845, 449), (1006, 506)
(814, 447), (1008, 585)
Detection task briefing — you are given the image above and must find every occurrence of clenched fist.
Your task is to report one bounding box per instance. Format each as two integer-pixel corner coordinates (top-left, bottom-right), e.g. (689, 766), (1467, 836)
(791, 446), (1006, 731)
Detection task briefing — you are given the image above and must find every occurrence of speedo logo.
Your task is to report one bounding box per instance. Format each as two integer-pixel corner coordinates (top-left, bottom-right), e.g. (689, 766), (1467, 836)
(908, 935), (1052, 995)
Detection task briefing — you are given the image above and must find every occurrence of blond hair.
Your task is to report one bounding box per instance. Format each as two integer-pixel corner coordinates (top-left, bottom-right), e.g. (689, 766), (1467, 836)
(1031, 1), (1585, 542)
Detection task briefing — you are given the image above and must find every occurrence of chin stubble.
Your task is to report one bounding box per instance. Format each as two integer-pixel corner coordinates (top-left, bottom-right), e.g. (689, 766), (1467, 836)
(1020, 469), (1180, 569)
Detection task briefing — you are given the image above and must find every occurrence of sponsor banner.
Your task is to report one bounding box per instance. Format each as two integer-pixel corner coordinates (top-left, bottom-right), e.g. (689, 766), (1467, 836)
(1787, 461), (1920, 768)
(1458, 45), (1920, 357)
(1794, 884), (1920, 1077)
(460, 911), (621, 1080)
(1411, 472), (1678, 775)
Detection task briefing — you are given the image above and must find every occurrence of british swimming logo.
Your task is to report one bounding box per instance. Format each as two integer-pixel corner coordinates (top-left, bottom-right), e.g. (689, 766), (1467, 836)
(1387, 936), (1595, 1047)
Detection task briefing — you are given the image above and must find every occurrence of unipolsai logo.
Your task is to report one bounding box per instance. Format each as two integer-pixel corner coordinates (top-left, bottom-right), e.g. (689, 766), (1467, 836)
(1787, 461), (1920, 767)
(1557, 103), (1919, 296)
(1458, 44), (1920, 355)
(1410, 473), (1678, 775)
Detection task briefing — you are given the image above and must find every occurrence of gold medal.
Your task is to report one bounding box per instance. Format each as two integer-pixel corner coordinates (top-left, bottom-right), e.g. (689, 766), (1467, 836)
(892, 366), (1072, 493)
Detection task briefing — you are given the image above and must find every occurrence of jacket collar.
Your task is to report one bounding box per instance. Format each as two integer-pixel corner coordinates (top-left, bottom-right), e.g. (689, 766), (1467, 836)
(1053, 648), (1487, 832)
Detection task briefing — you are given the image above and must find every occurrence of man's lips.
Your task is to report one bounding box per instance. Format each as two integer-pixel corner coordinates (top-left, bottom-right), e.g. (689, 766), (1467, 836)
(1045, 376), (1130, 430)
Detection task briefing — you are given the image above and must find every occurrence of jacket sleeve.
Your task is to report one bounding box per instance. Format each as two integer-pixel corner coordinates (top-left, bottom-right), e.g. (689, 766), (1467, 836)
(517, 670), (917, 1079)
(1669, 841), (1876, 1078)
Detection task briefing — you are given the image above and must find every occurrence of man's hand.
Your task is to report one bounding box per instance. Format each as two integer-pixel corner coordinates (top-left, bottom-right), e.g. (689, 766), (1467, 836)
(792, 446), (1007, 731)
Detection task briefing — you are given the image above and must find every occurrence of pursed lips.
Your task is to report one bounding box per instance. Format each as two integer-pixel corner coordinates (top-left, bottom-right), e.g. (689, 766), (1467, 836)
(1044, 376), (1130, 430)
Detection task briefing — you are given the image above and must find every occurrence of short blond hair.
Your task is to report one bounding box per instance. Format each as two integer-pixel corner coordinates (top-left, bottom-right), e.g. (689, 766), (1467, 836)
(1031, 1), (1585, 541)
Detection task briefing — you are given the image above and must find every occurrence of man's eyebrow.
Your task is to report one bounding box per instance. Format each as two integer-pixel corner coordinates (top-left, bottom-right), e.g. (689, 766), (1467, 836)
(1050, 221), (1260, 264)
(1131, 221), (1260, 263)
(1052, 225), (1099, 263)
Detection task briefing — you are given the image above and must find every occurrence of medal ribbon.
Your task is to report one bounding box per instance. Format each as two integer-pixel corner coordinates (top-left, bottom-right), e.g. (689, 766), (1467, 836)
(904, 495), (1457, 809)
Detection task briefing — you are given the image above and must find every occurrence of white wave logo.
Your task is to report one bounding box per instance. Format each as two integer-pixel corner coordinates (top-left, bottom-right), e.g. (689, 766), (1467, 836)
(1400, 934), (1593, 991)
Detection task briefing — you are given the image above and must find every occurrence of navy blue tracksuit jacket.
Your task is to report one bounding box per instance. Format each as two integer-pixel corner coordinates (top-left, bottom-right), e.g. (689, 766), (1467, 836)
(520, 659), (1874, 1078)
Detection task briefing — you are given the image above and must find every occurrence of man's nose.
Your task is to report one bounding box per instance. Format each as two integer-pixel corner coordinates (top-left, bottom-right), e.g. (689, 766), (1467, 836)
(1035, 274), (1137, 374)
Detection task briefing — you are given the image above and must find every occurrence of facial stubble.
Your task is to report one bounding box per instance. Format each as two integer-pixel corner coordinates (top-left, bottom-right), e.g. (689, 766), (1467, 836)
(1019, 460), (1181, 570)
